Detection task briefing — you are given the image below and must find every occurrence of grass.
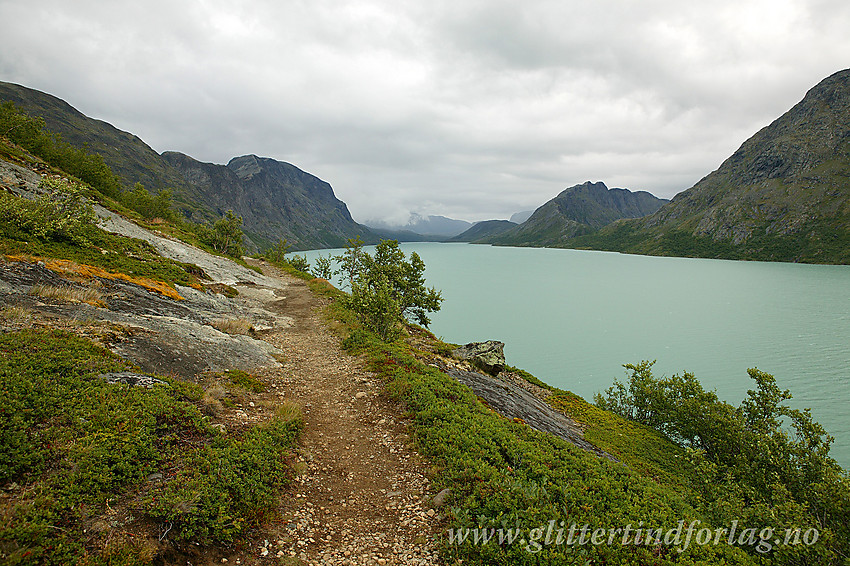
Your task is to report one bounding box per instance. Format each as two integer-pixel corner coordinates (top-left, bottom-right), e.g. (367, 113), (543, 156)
(0, 305), (32, 324)
(211, 317), (253, 335)
(0, 329), (301, 565)
(28, 283), (104, 306)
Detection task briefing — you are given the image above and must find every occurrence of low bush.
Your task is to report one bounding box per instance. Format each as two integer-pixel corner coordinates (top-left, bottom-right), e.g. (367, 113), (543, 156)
(0, 329), (301, 564)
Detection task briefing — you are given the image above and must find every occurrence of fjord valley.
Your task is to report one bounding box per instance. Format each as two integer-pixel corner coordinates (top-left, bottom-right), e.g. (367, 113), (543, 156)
(1, 69), (850, 566)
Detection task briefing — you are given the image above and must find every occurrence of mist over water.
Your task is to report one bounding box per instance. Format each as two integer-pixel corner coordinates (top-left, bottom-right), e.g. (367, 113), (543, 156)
(301, 243), (850, 469)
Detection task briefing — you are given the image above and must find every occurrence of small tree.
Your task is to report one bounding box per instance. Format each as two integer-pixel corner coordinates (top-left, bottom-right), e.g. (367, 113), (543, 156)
(203, 210), (244, 257)
(335, 236), (366, 290)
(341, 239), (443, 341)
(348, 272), (402, 341)
(263, 238), (292, 263)
(361, 239), (443, 327)
(311, 254), (334, 280)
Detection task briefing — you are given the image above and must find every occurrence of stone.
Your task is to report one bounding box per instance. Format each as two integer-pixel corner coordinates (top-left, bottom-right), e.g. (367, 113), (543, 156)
(99, 372), (169, 388)
(431, 488), (452, 508)
(451, 340), (506, 375)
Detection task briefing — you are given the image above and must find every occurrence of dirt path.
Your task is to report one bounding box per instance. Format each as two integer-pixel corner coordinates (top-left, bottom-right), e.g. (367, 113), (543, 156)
(250, 265), (441, 565)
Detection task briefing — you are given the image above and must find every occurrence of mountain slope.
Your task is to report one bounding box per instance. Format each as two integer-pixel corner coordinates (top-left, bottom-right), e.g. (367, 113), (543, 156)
(485, 181), (668, 247)
(0, 81), (373, 251)
(449, 219), (518, 242)
(0, 81), (207, 214)
(575, 69), (850, 263)
(162, 152), (372, 250)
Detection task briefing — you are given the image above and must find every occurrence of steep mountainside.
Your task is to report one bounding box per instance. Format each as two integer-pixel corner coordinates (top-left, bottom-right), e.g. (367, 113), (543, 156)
(576, 69), (850, 263)
(0, 81), (373, 251)
(485, 181), (667, 246)
(449, 219), (518, 242)
(162, 152), (372, 250)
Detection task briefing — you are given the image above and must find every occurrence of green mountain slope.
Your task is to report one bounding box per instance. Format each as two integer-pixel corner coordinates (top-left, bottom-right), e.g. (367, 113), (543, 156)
(485, 181), (667, 246)
(448, 219), (518, 242)
(573, 69), (850, 263)
(0, 81), (373, 251)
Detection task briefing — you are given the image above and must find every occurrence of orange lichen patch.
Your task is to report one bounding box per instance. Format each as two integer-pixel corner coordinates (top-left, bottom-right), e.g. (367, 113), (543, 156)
(1, 255), (184, 301)
(42, 259), (185, 301)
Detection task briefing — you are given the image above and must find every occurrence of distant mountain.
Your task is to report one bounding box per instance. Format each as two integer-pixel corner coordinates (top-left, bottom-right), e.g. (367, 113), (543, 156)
(366, 213), (472, 239)
(510, 210), (534, 224)
(484, 182), (668, 247)
(449, 220), (518, 242)
(0, 81), (373, 251)
(573, 68), (850, 264)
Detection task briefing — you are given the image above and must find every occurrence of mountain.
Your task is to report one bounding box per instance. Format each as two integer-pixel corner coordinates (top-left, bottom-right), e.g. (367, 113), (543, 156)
(161, 152), (372, 250)
(366, 213), (472, 239)
(571, 69), (850, 264)
(449, 220), (518, 242)
(0, 81), (373, 251)
(484, 181), (668, 247)
(510, 210), (534, 224)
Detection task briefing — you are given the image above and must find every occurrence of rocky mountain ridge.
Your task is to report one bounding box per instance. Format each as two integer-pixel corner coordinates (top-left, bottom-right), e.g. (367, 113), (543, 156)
(0, 81), (373, 251)
(479, 181), (668, 246)
(570, 68), (850, 263)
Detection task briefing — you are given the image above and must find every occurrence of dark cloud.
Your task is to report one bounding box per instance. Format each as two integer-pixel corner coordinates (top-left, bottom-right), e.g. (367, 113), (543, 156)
(2, 0), (849, 223)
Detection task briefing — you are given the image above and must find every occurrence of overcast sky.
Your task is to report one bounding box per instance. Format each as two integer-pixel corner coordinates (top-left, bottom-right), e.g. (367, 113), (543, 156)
(1, 0), (849, 223)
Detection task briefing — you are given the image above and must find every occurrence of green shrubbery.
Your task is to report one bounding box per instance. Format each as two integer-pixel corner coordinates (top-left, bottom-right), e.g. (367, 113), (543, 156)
(0, 177), (204, 290)
(0, 329), (301, 564)
(120, 183), (176, 221)
(0, 177), (96, 247)
(1, 101), (122, 199)
(595, 361), (850, 564)
(338, 238), (443, 341)
(332, 310), (755, 565)
(193, 209), (245, 258)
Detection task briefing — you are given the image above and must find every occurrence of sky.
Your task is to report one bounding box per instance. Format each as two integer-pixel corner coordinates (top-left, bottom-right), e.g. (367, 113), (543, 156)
(1, 0), (849, 224)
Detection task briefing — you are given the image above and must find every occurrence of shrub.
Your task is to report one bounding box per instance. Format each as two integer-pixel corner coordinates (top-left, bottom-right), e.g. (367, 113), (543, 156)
(595, 361), (850, 563)
(0, 177), (97, 247)
(0, 101), (122, 198)
(196, 210), (244, 257)
(0, 329), (302, 563)
(121, 183), (175, 220)
(287, 253), (311, 273)
(261, 238), (292, 263)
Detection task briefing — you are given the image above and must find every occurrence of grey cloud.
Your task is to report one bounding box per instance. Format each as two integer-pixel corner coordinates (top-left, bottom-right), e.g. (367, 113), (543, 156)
(2, 0), (850, 224)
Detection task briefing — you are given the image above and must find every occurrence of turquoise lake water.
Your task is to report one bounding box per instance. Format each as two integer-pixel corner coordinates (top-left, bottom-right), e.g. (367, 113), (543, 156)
(301, 243), (850, 469)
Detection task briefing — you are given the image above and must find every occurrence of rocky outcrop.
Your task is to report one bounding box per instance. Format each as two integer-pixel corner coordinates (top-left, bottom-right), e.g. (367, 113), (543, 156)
(451, 340), (506, 375)
(0, 259), (288, 379)
(438, 362), (616, 461)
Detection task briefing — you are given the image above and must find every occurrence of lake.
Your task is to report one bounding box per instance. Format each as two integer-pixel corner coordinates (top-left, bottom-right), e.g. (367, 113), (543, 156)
(300, 243), (850, 469)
